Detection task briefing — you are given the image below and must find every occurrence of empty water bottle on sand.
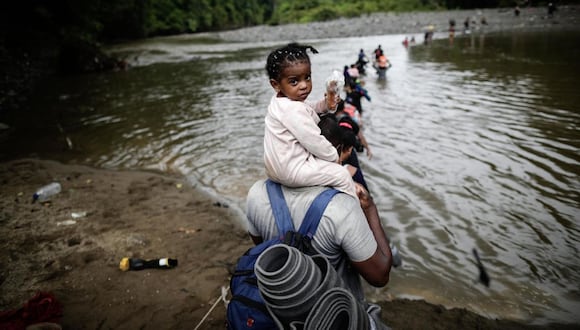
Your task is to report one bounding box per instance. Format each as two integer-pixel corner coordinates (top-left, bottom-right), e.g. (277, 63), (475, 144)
(32, 182), (62, 203)
(119, 257), (178, 271)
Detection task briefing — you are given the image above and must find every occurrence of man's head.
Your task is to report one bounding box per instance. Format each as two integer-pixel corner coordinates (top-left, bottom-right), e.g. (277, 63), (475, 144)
(318, 115), (357, 163)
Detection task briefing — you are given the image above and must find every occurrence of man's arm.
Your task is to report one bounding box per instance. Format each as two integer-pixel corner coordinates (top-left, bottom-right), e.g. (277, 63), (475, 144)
(351, 188), (393, 287)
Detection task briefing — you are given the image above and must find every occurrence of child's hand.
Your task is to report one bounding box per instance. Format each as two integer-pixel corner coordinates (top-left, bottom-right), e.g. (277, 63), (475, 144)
(324, 70), (345, 112)
(325, 88), (340, 112)
(327, 80), (338, 92)
(325, 70), (344, 91)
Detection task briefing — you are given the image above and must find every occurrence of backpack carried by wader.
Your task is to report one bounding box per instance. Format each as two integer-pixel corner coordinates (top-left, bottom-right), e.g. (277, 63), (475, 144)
(226, 180), (339, 330)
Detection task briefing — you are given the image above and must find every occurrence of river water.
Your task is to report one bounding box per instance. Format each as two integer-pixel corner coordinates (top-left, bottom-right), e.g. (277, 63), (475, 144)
(4, 29), (579, 325)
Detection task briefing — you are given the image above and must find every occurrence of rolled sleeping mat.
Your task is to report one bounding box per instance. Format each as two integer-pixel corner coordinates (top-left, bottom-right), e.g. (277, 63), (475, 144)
(254, 244), (300, 282)
(255, 244), (347, 328)
(303, 287), (370, 330)
(256, 245), (322, 325)
(264, 255), (345, 326)
(256, 245), (321, 300)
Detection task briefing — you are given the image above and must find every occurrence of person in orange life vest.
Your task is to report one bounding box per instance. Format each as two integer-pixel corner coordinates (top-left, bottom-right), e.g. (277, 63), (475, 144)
(378, 53), (390, 69)
(373, 45), (383, 61)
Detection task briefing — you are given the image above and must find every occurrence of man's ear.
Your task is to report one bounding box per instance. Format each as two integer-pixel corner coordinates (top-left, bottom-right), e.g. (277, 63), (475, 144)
(345, 146), (354, 154)
(270, 79), (280, 92)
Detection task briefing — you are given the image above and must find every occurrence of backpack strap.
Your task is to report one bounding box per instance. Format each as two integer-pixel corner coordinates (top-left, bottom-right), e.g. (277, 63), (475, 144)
(265, 179), (295, 236)
(298, 188), (340, 238)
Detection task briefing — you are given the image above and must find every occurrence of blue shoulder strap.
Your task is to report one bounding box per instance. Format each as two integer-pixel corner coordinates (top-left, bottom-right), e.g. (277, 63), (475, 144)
(298, 188), (340, 238)
(266, 180), (340, 239)
(265, 179), (294, 236)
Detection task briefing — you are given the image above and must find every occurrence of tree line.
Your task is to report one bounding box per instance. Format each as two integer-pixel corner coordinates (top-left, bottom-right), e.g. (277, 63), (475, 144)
(0, 0), (567, 76)
(0, 0), (568, 114)
(3, 0), (556, 46)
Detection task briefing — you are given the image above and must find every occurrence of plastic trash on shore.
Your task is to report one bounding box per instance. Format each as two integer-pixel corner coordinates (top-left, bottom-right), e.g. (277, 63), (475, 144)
(71, 211), (88, 219)
(119, 257), (178, 271)
(32, 182), (62, 203)
(57, 220), (77, 226)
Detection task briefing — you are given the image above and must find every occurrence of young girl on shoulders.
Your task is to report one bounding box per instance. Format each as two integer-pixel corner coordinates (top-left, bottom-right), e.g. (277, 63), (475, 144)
(263, 43), (358, 199)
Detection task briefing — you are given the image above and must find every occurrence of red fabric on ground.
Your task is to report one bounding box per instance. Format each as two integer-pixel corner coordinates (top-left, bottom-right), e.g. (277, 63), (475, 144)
(0, 292), (63, 330)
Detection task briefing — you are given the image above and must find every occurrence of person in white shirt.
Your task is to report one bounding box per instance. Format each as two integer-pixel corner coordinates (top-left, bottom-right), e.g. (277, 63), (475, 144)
(246, 180), (393, 329)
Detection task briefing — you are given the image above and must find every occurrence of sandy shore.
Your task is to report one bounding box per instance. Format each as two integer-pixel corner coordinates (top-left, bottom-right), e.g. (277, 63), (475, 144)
(0, 159), (250, 329)
(2, 6), (580, 329)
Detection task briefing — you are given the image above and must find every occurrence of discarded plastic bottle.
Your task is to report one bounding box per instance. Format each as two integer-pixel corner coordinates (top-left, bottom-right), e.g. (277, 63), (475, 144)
(119, 257), (178, 271)
(32, 182), (62, 203)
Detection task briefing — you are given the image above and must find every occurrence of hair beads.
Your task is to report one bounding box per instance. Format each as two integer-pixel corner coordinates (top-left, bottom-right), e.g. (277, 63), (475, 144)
(266, 43), (319, 81)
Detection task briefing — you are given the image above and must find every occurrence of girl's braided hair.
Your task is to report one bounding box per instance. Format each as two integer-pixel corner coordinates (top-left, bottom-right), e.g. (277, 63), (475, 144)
(266, 43), (319, 81)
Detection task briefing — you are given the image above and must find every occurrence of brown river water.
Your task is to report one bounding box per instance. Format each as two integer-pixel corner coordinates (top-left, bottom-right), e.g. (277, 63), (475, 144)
(2, 29), (579, 325)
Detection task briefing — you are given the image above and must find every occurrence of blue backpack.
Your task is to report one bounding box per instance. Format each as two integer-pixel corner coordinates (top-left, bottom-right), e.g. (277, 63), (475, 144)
(226, 180), (339, 330)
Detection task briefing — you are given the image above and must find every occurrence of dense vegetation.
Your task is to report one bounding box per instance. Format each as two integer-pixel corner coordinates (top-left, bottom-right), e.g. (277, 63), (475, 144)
(0, 0), (579, 120)
(0, 0), (563, 72)
(270, 0), (516, 24)
(0, 0), (569, 114)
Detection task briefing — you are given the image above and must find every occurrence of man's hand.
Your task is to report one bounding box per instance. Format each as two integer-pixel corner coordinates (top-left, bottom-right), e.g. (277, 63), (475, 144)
(356, 183), (371, 209)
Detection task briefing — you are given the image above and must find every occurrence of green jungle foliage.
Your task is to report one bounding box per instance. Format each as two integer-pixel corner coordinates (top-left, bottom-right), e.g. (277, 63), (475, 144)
(0, 0), (571, 114)
(0, 0), (566, 76)
(2, 0), (528, 45)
